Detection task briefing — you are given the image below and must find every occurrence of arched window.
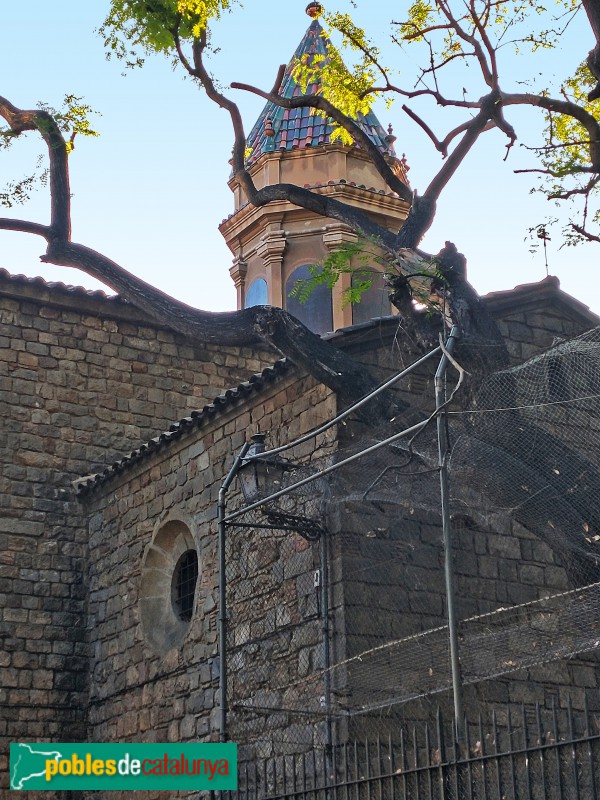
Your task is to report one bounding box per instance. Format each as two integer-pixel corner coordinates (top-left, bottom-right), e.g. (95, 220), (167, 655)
(245, 278), (268, 308)
(285, 265), (333, 334)
(351, 270), (390, 325)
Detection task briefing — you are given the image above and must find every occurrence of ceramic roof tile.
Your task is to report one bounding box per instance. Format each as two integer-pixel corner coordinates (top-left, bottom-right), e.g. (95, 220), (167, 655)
(245, 19), (396, 166)
(0, 268), (120, 302)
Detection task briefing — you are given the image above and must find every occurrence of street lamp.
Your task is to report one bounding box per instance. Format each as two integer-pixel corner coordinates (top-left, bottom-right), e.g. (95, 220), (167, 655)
(236, 432), (326, 542)
(237, 432), (290, 503)
(217, 430), (327, 743)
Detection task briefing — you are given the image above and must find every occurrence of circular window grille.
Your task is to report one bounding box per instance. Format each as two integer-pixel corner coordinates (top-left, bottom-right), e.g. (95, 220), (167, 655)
(172, 550), (198, 622)
(139, 520), (199, 654)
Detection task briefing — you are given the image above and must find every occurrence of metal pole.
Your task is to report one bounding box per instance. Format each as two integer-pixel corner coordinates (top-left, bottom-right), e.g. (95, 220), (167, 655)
(320, 532), (333, 756)
(217, 440), (251, 743)
(434, 325), (465, 744)
(224, 418), (431, 524)
(253, 344), (443, 461)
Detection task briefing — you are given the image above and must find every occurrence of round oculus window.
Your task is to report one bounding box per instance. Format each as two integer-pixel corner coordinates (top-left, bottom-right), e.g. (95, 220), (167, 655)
(139, 520), (199, 654)
(172, 549), (198, 622)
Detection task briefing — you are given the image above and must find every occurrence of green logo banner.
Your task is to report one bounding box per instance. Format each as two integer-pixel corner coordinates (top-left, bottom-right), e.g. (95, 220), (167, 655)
(10, 742), (237, 791)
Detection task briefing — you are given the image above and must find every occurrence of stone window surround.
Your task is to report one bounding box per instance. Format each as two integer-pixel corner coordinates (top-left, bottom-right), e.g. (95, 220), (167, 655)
(139, 513), (201, 655)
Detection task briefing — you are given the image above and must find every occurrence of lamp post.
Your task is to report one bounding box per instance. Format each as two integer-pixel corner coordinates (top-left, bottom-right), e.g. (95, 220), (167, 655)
(237, 432), (290, 504)
(237, 432), (326, 541)
(217, 431), (328, 744)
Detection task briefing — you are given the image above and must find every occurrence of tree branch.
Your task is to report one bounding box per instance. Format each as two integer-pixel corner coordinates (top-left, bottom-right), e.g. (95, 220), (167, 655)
(364, 83), (481, 108)
(270, 64), (286, 96)
(41, 238), (403, 418)
(0, 96), (70, 239)
(549, 174), (600, 201)
(582, 0), (600, 101)
(0, 218), (51, 238)
(441, 118), (496, 152)
(434, 0), (494, 87)
(571, 222), (600, 243)
(230, 81), (412, 204)
(501, 91), (600, 170)
(422, 95), (499, 206)
(402, 104), (448, 155)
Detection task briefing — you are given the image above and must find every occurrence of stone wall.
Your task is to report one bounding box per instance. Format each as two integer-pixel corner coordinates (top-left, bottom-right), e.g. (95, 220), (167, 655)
(0, 271), (274, 783)
(329, 451), (600, 740)
(4, 267), (600, 793)
(81, 371), (336, 797)
(484, 276), (598, 363)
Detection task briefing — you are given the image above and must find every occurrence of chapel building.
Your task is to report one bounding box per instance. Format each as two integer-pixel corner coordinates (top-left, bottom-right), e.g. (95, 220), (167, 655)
(2, 5), (600, 797)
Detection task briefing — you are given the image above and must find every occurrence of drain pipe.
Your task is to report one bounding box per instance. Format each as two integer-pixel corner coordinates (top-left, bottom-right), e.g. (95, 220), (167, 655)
(217, 441), (251, 743)
(435, 325), (465, 744)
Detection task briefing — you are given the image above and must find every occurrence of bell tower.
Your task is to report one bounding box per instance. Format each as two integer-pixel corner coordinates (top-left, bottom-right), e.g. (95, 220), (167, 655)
(219, 3), (411, 333)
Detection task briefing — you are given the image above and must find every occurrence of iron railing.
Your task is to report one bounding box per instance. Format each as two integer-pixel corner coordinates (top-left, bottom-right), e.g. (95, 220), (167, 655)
(223, 695), (600, 800)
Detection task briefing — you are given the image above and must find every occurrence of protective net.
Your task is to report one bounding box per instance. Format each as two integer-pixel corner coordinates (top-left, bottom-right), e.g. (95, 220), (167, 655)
(224, 327), (600, 759)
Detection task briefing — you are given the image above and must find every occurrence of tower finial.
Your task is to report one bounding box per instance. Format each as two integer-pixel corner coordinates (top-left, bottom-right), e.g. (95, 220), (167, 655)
(306, 2), (323, 18)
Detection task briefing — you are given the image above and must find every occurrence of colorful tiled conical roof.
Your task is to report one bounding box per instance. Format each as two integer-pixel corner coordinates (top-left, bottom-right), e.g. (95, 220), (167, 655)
(245, 17), (396, 166)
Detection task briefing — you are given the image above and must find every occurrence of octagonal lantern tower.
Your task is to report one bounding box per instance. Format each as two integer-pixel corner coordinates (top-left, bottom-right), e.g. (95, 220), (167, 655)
(219, 3), (411, 334)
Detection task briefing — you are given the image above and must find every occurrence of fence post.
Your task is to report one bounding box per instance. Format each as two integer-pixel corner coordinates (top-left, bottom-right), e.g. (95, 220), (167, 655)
(434, 325), (465, 745)
(217, 441), (251, 743)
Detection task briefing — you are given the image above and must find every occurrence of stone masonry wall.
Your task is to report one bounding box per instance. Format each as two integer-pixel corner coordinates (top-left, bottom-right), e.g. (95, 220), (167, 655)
(3, 268), (600, 793)
(492, 301), (596, 364)
(329, 286), (599, 418)
(81, 372), (336, 799)
(329, 456), (600, 741)
(0, 271), (274, 785)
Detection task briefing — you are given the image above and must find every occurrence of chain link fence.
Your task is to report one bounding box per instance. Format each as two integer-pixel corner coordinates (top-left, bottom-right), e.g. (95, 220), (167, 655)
(223, 327), (600, 759)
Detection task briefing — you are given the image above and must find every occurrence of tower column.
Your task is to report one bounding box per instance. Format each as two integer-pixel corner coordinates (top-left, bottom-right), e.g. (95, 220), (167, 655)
(229, 256), (248, 309)
(323, 225), (358, 330)
(256, 228), (287, 308)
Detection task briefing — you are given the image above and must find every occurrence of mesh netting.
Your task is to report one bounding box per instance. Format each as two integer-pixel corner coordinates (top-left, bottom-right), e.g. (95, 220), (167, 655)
(224, 327), (600, 758)
(450, 327), (600, 585)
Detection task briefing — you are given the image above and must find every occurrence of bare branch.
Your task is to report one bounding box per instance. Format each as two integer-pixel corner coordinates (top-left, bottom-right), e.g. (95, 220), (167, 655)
(402, 104), (448, 156)
(363, 83), (480, 108)
(172, 17), (200, 79)
(0, 96), (71, 239)
(423, 94), (499, 204)
(420, 49), (476, 76)
(582, 0), (600, 100)
(270, 64), (286, 96)
(230, 80), (412, 204)
(571, 222), (600, 243)
(501, 91), (600, 171)
(521, 140), (592, 152)
(491, 103), (517, 160)
(0, 218), (51, 238)
(441, 118), (495, 151)
(434, 0), (494, 87)
(469, 0), (498, 87)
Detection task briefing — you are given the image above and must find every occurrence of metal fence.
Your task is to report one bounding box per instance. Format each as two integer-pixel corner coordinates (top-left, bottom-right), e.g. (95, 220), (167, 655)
(224, 696), (600, 800)
(220, 328), (600, 754)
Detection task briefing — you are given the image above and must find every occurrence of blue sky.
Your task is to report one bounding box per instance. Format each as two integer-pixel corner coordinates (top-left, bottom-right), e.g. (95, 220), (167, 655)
(0, 1), (597, 313)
